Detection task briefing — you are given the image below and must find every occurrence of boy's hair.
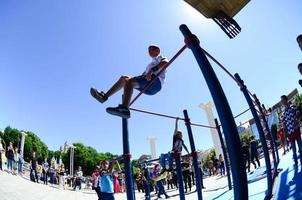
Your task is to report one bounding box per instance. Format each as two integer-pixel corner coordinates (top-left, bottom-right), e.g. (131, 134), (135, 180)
(281, 95), (288, 101)
(298, 63), (302, 69)
(100, 160), (109, 165)
(148, 45), (160, 51)
(297, 34), (302, 42)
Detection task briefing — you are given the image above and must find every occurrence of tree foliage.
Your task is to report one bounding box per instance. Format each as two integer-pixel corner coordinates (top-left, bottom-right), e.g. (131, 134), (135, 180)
(24, 131), (49, 162)
(1, 126), (21, 151)
(62, 143), (118, 175)
(240, 130), (253, 145)
(203, 148), (216, 169)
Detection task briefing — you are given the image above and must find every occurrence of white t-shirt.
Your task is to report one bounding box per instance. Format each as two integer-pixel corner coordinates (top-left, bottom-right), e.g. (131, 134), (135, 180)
(144, 55), (169, 84)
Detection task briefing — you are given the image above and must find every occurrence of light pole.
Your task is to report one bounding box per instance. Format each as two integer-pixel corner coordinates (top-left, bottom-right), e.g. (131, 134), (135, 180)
(20, 131), (27, 159)
(67, 144), (76, 176)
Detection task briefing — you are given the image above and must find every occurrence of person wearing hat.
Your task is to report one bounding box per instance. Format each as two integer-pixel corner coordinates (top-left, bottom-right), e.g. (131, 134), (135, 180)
(90, 45), (169, 118)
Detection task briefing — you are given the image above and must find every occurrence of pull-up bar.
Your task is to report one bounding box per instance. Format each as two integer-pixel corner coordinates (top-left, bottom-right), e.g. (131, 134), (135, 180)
(129, 107), (216, 129)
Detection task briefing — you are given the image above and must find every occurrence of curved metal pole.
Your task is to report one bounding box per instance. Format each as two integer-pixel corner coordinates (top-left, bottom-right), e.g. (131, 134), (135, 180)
(254, 94), (279, 172)
(260, 103), (280, 163)
(183, 110), (203, 200)
(234, 73), (272, 199)
(179, 24), (248, 200)
(214, 118), (232, 190)
(122, 118), (136, 200)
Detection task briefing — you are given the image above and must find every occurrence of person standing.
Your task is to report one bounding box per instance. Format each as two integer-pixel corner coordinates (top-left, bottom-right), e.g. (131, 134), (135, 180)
(73, 166), (83, 190)
(218, 154), (225, 176)
(59, 163), (66, 189)
(250, 136), (260, 169)
(277, 124), (289, 155)
(181, 160), (192, 193)
(30, 151), (39, 182)
(7, 142), (15, 173)
(92, 166), (101, 200)
(241, 142), (251, 172)
(48, 159), (56, 185)
(99, 159), (120, 200)
(152, 164), (170, 199)
(42, 158), (49, 185)
(281, 95), (302, 167)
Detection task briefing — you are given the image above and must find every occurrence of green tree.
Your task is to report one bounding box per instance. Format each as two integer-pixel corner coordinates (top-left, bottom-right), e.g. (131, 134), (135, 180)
(62, 143), (118, 175)
(240, 130), (253, 145)
(23, 131), (48, 163)
(203, 148), (216, 169)
(2, 126), (21, 151)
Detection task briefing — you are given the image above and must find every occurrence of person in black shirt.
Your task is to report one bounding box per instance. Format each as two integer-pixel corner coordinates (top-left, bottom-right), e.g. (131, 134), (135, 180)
(181, 160), (192, 193)
(30, 151), (39, 183)
(241, 142), (251, 172)
(7, 142), (15, 173)
(250, 136), (260, 169)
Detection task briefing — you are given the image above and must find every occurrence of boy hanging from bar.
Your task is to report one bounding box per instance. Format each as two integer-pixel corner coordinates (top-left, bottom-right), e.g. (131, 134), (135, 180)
(172, 118), (190, 155)
(90, 45), (169, 119)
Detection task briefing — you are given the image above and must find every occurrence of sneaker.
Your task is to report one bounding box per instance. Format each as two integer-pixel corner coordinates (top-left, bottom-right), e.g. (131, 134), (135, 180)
(106, 104), (130, 119)
(90, 88), (108, 103)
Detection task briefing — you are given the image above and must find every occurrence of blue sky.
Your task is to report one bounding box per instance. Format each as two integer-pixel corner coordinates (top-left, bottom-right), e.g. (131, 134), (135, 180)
(0, 0), (301, 159)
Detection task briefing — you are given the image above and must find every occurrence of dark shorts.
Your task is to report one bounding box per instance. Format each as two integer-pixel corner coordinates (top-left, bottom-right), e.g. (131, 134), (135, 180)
(101, 192), (115, 200)
(133, 75), (162, 95)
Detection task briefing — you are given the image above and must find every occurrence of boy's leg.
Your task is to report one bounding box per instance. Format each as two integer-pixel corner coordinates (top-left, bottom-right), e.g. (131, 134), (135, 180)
(106, 78), (138, 118)
(91, 76), (130, 103)
(291, 140), (298, 166)
(107, 76), (131, 98)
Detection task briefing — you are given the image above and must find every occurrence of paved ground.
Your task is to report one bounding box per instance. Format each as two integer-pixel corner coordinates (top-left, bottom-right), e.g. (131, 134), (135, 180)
(0, 169), (230, 200)
(0, 148), (295, 200)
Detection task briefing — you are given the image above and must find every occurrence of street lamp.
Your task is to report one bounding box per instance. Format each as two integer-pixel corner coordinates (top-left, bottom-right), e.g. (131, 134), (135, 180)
(20, 131), (27, 159)
(66, 144), (76, 176)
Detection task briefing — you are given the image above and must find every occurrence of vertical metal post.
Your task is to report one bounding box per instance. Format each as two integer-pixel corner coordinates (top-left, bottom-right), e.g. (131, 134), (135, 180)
(122, 118), (135, 200)
(179, 24), (248, 200)
(234, 73), (272, 199)
(183, 110), (203, 200)
(255, 95), (280, 165)
(214, 118), (232, 190)
(175, 151), (186, 200)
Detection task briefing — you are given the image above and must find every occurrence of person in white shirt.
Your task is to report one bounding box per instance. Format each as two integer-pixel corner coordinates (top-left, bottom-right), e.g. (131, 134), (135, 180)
(90, 45), (169, 119)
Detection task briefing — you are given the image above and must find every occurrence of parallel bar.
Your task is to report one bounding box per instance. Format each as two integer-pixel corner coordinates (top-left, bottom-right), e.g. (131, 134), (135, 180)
(234, 73), (272, 199)
(214, 118), (232, 190)
(122, 118), (136, 200)
(183, 110), (203, 200)
(180, 24), (248, 200)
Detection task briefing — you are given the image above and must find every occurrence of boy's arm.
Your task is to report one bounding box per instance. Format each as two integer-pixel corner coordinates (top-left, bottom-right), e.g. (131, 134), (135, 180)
(183, 143), (190, 154)
(146, 60), (169, 81)
(174, 118), (179, 135)
(109, 159), (117, 173)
